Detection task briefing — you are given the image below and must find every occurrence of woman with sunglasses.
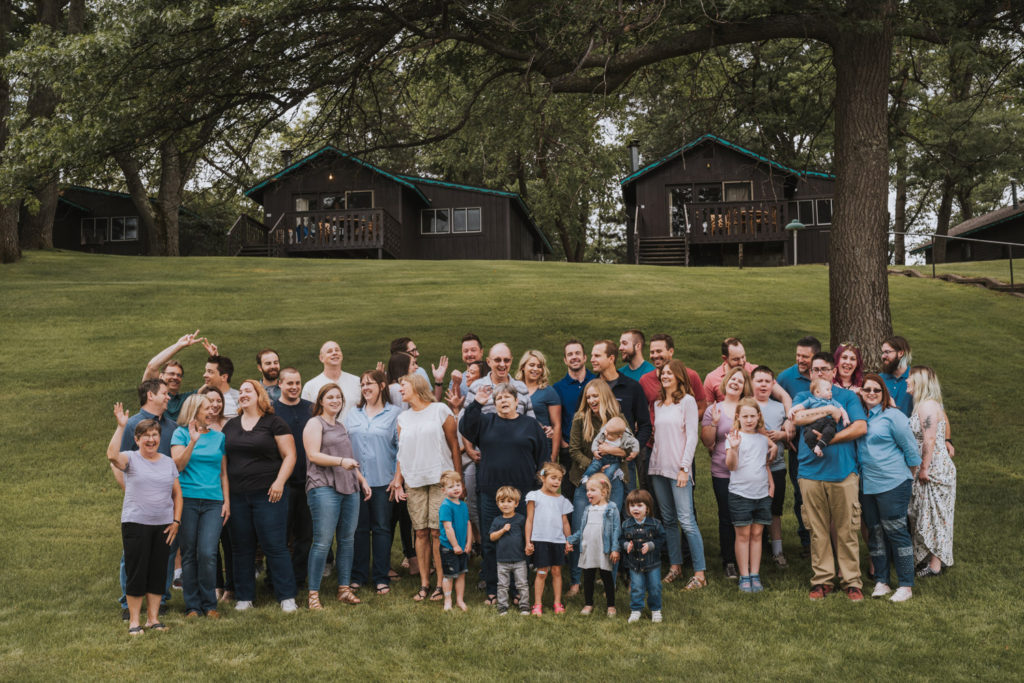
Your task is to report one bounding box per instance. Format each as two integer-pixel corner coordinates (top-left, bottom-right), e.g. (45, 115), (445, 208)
(856, 374), (921, 602)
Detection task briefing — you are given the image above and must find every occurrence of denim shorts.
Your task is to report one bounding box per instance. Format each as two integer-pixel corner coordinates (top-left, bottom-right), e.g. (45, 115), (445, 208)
(440, 548), (469, 578)
(531, 541), (565, 568)
(728, 492), (772, 527)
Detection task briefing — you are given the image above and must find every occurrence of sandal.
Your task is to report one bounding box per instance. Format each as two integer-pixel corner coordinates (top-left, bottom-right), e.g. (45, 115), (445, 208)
(337, 586), (362, 604)
(683, 575), (708, 591)
(349, 583), (361, 591)
(375, 584), (390, 595)
(308, 590), (323, 610)
(663, 568), (683, 584)
(429, 586), (444, 601)
(388, 569), (400, 579)
(413, 586), (430, 601)
(128, 626), (144, 636)
(484, 594), (497, 606)
(147, 622), (168, 631)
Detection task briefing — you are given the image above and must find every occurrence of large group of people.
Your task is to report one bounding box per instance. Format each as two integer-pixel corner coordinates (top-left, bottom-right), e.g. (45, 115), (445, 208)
(108, 329), (958, 634)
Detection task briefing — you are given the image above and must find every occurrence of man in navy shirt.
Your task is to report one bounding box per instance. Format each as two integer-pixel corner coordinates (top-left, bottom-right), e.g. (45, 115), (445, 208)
(553, 339), (596, 496)
(273, 367), (314, 588)
(791, 352), (867, 602)
(775, 335), (820, 555)
(591, 340), (652, 492)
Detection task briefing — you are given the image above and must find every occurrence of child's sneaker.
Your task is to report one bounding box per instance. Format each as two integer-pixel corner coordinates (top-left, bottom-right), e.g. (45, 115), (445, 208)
(627, 611), (642, 623)
(890, 587), (913, 602)
(497, 607), (508, 616)
(519, 606), (531, 616)
(651, 610), (662, 623)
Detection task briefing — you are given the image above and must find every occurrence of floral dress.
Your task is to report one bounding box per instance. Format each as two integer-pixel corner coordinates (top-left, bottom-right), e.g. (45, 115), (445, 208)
(908, 414), (956, 568)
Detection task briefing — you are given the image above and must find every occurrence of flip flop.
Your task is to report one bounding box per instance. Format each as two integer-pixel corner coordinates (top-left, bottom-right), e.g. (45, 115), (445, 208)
(147, 622), (168, 632)
(375, 584), (390, 595)
(413, 586), (429, 601)
(429, 586), (444, 601)
(484, 594), (497, 606)
(128, 626), (144, 636)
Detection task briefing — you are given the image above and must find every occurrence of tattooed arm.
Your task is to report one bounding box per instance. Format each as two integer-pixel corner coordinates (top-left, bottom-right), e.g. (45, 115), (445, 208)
(917, 399), (941, 482)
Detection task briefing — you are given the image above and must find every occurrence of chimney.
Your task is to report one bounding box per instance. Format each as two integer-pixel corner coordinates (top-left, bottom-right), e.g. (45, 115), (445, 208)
(1012, 179), (1019, 208)
(628, 140), (640, 173)
(280, 149), (293, 168)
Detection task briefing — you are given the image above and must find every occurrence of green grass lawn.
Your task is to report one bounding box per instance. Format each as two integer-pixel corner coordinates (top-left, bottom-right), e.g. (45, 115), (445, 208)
(907, 258), (1021, 284)
(1, 251), (1022, 681)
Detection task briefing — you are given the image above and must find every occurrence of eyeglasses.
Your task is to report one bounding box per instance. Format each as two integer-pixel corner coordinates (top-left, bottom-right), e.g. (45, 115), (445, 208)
(492, 358), (512, 364)
(809, 366), (832, 374)
(862, 387), (882, 394)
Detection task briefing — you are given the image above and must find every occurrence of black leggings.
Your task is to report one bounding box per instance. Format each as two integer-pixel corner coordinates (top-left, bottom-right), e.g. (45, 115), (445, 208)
(582, 568), (615, 608)
(122, 522), (171, 597)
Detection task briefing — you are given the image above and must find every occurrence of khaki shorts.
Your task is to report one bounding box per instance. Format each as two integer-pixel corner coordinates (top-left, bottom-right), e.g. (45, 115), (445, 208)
(406, 483), (445, 530)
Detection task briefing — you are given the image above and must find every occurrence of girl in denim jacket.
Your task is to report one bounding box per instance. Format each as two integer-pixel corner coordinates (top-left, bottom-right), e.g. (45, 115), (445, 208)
(566, 473), (620, 616)
(620, 489), (666, 623)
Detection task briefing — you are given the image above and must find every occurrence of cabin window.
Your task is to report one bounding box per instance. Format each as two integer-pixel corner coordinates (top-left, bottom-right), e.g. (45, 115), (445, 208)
(421, 208), (450, 234)
(723, 181), (752, 202)
(452, 208), (481, 233)
(294, 195), (317, 212)
(345, 190), (374, 210)
(80, 218), (107, 244)
(789, 200), (815, 225)
(668, 187), (693, 235)
(815, 199), (833, 225)
(320, 195), (343, 210)
(695, 184), (721, 203)
(108, 216), (139, 241)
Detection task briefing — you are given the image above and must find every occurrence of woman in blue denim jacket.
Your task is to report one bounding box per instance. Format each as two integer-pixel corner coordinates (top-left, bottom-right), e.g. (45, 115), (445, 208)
(566, 473), (620, 615)
(620, 489), (666, 623)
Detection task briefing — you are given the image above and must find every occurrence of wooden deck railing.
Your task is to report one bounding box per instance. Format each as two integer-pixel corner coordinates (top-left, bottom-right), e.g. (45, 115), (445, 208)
(680, 201), (786, 242)
(269, 208), (401, 257)
(226, 214), (271, 256)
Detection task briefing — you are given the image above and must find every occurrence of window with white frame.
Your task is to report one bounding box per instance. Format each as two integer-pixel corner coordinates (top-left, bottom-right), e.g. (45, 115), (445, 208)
(109, 216), (139, 241)
(421, 208), (450, 234)
(81, 218), (107, 244)
(789, 200), (815, 225)
(452, 207), (481, 233)
(722, 181), (752, 202)
(815, 199), (833, 225)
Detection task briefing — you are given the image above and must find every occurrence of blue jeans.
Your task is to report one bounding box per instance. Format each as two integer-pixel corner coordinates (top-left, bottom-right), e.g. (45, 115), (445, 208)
(180, 497), (224, 614)
(307, 486), (360, 591)
(570, 477), (624, 585)
(789, 449), (811, 547)
(119, 538), (175, 608)
(629, 567), (662, 611)
(478, 493), (527, 596)
(862, 479), (915, 588)
(650, 475), (706, 572)
(351, 485), (394, 586)
(229, 488), (296, 602)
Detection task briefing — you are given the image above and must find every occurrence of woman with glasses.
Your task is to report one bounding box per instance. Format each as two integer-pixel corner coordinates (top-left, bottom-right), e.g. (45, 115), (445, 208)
(856, 374), (920, 602)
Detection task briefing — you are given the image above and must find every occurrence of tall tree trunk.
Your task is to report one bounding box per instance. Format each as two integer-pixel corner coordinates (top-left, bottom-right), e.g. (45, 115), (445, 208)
(933, 174), (955, 264)
(0, 0), (21, 263)
(893, 144), (907, 265)
(115, 153), (165, 255)
(828, 0), (894, 369)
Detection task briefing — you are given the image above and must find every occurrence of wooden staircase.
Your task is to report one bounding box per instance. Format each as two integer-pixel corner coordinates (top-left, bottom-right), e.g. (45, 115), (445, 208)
(638, 236), (688, 266)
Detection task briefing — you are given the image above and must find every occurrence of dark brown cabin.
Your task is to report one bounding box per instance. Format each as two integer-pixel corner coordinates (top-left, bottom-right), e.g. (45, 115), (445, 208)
(621, 135), (836, 266)
(911, 203), (1024, 263)
(43, 186), (145, 255)
(232, 147), (551, 260)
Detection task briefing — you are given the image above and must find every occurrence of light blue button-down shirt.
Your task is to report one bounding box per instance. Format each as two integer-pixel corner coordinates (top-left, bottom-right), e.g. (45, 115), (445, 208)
(345, 404), (400, 488)
(857, 404), (921, 495)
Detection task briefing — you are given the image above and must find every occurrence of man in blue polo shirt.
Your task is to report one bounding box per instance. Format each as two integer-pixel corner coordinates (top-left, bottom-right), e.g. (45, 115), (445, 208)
(880, 335), (913, 416)
(775, 335), (820, 556)
(553, 339), (596, 496)
(791, 352), (867, 602)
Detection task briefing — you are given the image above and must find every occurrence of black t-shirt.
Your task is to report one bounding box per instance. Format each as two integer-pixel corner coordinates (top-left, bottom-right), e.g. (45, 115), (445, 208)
(223, 413), (292, 494)
(272, 399), (313, 485)
(489, 513), (527, 563)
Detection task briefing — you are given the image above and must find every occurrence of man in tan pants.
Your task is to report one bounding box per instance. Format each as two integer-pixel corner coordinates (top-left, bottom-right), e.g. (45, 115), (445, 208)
(791, 353), (868, 601)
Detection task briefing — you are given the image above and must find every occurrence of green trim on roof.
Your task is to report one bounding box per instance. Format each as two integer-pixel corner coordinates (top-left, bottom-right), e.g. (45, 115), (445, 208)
(244, 146), (429, 204)
(619, 134), (835, 187)
(65, 184), (132, 199)
(57, 196), (91, 213)
(909, 208), (1024, 254)
(397, 173), (552, 254)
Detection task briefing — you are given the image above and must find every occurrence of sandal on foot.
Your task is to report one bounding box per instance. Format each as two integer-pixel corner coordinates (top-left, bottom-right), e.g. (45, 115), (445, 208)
(429, 586), (444, 601)
(308, 590), (323, 610)
(148, 622), (168, 631)
(413, 586), (430, 601)
(553, 603), (566, 614)
(375, 584), (390, 595)
(337, 586), (362, 604)
(484, 594), (497, 606)
(663, 568), (683, 584)
(683, 575), (708, 591)
(128, 626), (144, 636)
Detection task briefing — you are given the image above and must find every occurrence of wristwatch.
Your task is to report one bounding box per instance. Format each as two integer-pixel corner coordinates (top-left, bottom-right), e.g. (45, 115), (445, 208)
(680, 465), (689, 474)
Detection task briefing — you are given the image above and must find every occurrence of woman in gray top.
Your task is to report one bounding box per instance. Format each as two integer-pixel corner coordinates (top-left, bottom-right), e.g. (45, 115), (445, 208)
(303, 384), (371, 609)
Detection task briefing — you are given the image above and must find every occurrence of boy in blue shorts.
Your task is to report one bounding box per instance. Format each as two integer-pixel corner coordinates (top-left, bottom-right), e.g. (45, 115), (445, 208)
(439, 470), (472, 612)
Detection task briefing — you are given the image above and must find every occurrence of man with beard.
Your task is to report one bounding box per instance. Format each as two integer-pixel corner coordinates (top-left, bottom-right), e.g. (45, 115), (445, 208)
(590, 340), (652, 492)
(142, 331), (214, 421)
(703, 337), (791, 410)
(880, 336), (913, 416)
(553, 339), (597, 495)
(639, 333), (707, 422)
(273, 367), (314, 588)
(257, 348), (282, 402)
(618, 329), (654, 381)
(448, 333), (484, 397)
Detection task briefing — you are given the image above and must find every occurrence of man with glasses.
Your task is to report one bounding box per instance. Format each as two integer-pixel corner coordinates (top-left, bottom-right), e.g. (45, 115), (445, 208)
(880, 336), (913, 416)
(142, 331), (215, 421)
(390, 336), (448, 399)
(790, 352), (868, 601)
(466, 343), (534, 417)
(776, 336), (821, 556)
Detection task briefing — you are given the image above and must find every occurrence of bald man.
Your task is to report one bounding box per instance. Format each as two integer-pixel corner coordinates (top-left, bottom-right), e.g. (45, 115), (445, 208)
(300, 340), (360, 420)
(465, 342), (535, 418)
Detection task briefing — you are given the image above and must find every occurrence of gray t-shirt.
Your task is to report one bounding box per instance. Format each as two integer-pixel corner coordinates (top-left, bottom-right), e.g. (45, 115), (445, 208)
(490, 512), (527, 563)
(121, 450), (178, 525)
(757, 399), (788, 472)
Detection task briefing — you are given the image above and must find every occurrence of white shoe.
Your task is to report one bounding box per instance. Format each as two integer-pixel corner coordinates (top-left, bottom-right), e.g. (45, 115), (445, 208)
(322, 563), (333, 579)
(628, 611), (642, 623)
(651, 610), (663, 623)
(234, 600), (254, 611)
(280, 598), (298, 613)
(871, 583), (892, 598)
(890, 587), (913, 602)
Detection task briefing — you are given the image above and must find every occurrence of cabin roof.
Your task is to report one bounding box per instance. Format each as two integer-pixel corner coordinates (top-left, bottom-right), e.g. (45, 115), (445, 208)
(619, 134), (835, 187)
(910, 204), (1024, 254)
(244, 146), (429, 204)
(59, 185), (199, 218)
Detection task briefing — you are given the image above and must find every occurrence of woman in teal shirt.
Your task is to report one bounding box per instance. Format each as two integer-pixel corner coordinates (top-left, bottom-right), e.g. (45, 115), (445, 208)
(171, 394), (229, 618)
(857, 374), (920, 603)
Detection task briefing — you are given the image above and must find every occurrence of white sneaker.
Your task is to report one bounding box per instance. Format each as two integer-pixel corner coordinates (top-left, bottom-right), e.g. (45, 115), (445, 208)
(871, 583), (892, 598)
(890, 587), (913, 603)
(234, 600), (254, 611)
(280, 598), (298, 613)
(651, 610), (663, 623)
(628, 611), (642, 623)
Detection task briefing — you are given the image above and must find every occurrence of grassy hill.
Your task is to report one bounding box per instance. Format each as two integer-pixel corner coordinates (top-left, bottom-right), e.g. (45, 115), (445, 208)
(1, 251), (1022, 680)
